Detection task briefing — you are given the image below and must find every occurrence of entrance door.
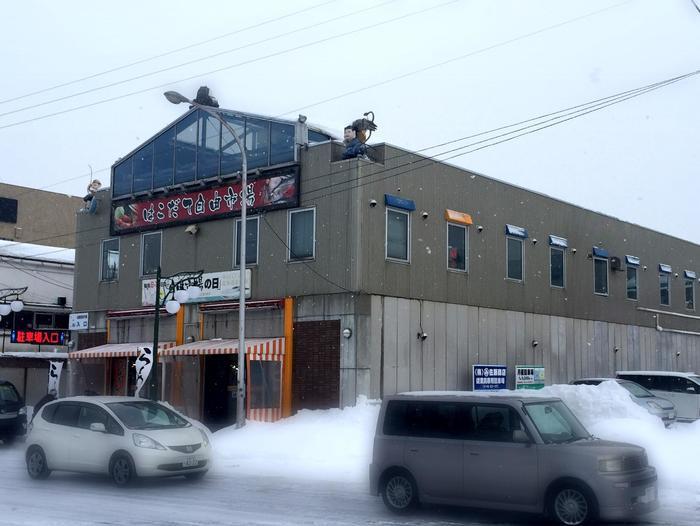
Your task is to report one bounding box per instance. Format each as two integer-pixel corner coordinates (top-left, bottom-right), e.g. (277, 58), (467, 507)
(292, 320), (340, 411)
(203, 354), (237, 430)
(109, 358), (127, 395)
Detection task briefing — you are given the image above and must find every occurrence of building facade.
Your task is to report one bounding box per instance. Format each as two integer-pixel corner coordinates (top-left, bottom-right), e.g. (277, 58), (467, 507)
(71, 106), (700, 428)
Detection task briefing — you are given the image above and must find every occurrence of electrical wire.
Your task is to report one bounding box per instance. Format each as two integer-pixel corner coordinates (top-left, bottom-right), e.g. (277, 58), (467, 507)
(0, 0), (458, 131)
(0, 0), (340, 106)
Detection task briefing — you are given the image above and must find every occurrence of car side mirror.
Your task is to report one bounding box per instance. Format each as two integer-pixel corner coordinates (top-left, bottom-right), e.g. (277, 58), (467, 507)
(512, 429), (530, 443)
(89, 423), (106, 433)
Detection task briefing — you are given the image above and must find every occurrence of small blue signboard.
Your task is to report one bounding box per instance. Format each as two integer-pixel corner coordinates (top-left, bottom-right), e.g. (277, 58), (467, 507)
(472, 364), (508, 391)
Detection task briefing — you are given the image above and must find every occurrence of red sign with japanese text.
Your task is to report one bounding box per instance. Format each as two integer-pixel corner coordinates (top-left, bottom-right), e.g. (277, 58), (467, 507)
(111, 167), (299, 235)
(11, 330), (67, 345)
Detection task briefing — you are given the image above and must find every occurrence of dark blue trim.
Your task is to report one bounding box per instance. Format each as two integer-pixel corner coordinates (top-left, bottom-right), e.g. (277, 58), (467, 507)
(659, 264), (672, 274)
(384, 194), (416, 211)
(505, 224), (528, 239)
(592, 246), (609, 258)
(625, 255), (640, 266)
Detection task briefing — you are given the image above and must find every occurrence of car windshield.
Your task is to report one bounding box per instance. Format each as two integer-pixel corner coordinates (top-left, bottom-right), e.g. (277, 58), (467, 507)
(523, 400), (590, 444)
(0, 384), (19, 403)
(618, 380), (653, 398)
(106, 401), (190, 430)
(689, 375), (700, 386)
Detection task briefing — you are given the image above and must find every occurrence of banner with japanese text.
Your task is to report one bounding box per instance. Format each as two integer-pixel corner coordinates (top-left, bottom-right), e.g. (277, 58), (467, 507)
(472, 364), (508, 391)
(111, 167), (299, 235)
(48, 361), (63, 396)
(142, 269), (251, 306)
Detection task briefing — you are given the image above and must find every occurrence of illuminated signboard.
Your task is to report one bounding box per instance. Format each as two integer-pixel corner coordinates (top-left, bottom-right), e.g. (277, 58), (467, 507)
(11, 330), (67, 345)
(111, 166), (299, 235)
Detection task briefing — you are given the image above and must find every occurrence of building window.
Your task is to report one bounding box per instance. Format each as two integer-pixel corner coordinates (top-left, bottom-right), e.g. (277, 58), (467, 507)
(234, 216), (259, 267)
(101, 239), (119, 281)
(288, 208), (315, 261)
(506, 237), (523, 281)
(141, 232), (162, 276)
(659, 273), (670, 306)
(685, 278), (695, 310)
(550, 247), (565, 288)
(627, 267), (638, 300)
(594, 257), (608, 295)
(447, 223), (467, 272)
(386, 208), (410, 262)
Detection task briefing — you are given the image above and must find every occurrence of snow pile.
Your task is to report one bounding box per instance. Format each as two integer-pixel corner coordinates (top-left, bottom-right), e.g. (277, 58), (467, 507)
(211, 384), (700, 498)
(212, 396), (380, 483)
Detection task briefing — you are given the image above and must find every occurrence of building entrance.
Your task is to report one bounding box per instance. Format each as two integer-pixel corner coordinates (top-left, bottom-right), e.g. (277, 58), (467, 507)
(202, 354), (238, 430)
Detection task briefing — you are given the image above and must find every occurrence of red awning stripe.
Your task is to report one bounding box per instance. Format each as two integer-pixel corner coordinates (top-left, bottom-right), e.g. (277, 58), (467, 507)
(69, 342), (175, 359)
(160, 338), (284, 358)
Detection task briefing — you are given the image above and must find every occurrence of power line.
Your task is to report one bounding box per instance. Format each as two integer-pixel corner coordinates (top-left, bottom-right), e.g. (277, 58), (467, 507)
(6, 67), (699, 257)
(0, 0), (399, 120)
(260, 214), (351, 292)
(0, 0), (457, 131)
(0, 0), (340, 107)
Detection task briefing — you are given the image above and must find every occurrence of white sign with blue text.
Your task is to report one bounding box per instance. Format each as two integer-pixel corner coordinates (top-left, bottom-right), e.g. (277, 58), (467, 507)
(472, 365), (508, 391)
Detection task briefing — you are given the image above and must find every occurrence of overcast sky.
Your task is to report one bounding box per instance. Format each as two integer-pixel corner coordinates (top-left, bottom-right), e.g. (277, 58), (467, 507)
(1, 0), (698, 243)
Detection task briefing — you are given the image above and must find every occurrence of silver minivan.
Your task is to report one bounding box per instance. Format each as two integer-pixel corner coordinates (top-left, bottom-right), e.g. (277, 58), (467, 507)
(370, 393), (658, 526)
(617, 371), (700, 422)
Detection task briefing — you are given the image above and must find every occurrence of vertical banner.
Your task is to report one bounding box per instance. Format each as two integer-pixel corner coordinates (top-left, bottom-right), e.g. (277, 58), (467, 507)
(135, 347), (153, 398)
(48, 361), (63, 395)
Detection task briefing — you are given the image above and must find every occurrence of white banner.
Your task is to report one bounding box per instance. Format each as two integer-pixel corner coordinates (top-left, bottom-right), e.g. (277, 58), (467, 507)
(135, 347), (153, 398)
(48, 361), (63, 395)
(142, 269), (251, 306)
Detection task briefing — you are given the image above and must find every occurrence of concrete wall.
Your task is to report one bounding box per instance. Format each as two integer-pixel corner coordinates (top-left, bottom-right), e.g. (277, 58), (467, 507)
(375, 295), (700, 398)
(0, 183), (83, 248)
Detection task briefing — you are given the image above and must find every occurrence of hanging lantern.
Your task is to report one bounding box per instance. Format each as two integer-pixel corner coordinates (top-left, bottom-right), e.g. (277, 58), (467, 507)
(0, 304), (10, 316)
(10, 300), (23, 312)
(165, 300), (180, 314)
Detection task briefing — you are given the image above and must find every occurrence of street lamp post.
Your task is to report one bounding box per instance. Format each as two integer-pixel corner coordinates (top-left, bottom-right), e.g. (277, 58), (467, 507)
(149, 269), (203, 401)
(164, 91), (248, 428)
(0, 287), (27, 354)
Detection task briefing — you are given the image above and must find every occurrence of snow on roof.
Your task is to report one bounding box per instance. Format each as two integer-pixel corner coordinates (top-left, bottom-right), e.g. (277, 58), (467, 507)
(0, 240), (74, 264)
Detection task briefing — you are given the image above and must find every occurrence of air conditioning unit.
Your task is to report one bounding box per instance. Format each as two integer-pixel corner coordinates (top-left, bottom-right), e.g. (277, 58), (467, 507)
(57, 297), (67, 306)
(610, 257), (622, 271)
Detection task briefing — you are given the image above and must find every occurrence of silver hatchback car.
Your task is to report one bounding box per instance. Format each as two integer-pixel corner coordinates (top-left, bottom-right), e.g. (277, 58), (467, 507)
(370, 393), (658, 526)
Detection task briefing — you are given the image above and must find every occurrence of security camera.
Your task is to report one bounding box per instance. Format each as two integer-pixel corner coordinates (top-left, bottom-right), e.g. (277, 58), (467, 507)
(369, 199), (377, 207)
(643, 265), (648, 271)
(571, 248), (577, 254)
(676, 351), (681, 357)
(532, 238), (538, 245)
(185, 224), (199, 235)
(421, 211), (429, 219)
(477, 225), (483, 232)
(674, 273), (679, 278)
(417, 332), (428, 340)
(531, 340), (539, 348)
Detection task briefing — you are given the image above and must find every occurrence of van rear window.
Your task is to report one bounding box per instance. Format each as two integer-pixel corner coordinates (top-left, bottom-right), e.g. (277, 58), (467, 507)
(383, 400), (470, 439)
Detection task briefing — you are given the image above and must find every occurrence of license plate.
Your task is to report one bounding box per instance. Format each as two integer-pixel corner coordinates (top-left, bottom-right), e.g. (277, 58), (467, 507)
(182, 456), (198, 467)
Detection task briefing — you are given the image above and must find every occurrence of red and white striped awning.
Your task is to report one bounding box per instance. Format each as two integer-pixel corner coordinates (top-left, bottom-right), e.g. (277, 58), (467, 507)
(161, 337), (284, 358)
(69, 342), (175, 359)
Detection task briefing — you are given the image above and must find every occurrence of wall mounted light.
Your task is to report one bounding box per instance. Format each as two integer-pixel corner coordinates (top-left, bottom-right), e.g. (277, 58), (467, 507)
(477, 225), (484, 232)
(613, 346), (620, 353)
(342, 328), (352, 339)
(571, 248), (577, 254)
(417, 332), (428, 340)
(369, 199), (377, 208)
(421, 211), (429, 219)
(531, 339), (539, 347)
(532, 238), (538, 245)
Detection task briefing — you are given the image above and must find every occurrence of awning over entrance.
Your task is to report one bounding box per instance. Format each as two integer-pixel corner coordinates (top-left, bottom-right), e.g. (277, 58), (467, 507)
(161, 337), (285, 358)
(69, 342), (175, 359)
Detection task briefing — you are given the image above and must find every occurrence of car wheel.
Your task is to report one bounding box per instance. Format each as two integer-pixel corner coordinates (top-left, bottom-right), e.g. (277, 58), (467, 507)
(110, 454), (136, 487)
(26, 446), (51, 480)
(550, 484), (596, 526)
(381, 471), (418, 513)
(184, 470), (207, 481)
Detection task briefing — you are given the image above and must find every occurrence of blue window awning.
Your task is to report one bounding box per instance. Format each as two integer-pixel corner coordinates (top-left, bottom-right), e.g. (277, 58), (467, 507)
(505, 224), (528, 239)
(384, 194), (415, 211)
(592, 246), (609, 258)
(549, 235), (568, 248)
(625, 255), (640, 266)
(659, 264), (672, 274)
(685, 270), (696, 280)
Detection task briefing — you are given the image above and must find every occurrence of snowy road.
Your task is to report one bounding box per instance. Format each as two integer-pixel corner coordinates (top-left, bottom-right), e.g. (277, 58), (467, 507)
(0, 444), (696, 526)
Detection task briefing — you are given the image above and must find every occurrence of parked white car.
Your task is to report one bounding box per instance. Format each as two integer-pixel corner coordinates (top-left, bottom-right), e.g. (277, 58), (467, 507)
(25, 396), (211, 485)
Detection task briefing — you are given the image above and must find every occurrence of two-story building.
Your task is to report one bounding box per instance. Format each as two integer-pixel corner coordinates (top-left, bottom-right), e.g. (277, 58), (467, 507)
(69, 105), (700, 429)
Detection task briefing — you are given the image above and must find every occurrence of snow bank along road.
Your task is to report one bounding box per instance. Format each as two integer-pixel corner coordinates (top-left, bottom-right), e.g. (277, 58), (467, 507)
(1, 384), (699, 525)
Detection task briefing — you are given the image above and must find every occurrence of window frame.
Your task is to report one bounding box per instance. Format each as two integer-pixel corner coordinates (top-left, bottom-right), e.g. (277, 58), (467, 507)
(626, 265), (639, 301)
(505, 236), (524, 282)
(593, 256), (609, 296)
(659, 273), (671, 306)
(385, 207), (411, 264)
(549, 246), (565, 288)
(100, 238), (120, 282)
(685, 277), (695, 311)
(287, 207), (316, 262)
(446, 222), (468, 273)
(234, 215), (260, 268)
(140, 231), (162, 277)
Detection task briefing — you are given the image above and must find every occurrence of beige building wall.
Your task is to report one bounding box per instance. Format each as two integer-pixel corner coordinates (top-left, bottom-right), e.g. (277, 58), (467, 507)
(0, 182), (83, 248)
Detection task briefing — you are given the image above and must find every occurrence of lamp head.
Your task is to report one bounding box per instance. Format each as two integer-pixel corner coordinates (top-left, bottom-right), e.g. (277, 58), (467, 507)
(164, 91), (190, 105)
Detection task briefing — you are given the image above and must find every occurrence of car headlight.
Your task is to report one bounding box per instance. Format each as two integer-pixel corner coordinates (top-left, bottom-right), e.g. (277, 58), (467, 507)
(198, 428), (210, 447)
(599, 458), (625, 472)
(646, 401), (662, 411)
(18, 407), (27, 415)
(133, 433), (167, 450)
